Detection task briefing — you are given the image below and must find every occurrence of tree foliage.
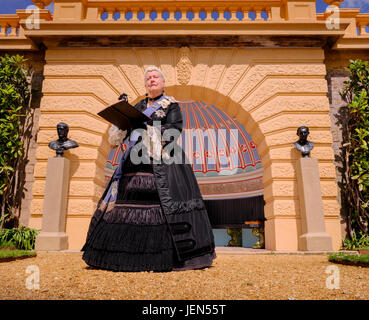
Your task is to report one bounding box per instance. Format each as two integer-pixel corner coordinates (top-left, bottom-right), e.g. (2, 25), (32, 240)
(340, 59), (369, 236)
(0, 54), (31, 228)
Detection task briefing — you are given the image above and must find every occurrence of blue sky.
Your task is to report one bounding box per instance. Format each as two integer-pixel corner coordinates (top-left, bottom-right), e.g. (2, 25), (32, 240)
(0, 0), (53, 14)
(0, 0), (368, 14)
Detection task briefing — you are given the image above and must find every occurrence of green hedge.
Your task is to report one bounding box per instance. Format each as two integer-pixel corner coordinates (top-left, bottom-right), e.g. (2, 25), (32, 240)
(0, 225), (39, 250)
(329, 252), (369, 267)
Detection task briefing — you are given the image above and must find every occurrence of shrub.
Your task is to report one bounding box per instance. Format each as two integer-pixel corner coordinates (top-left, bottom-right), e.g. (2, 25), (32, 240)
(340, 59), (369, 237)
(0, 54), (31, 227)
(0, 225), (39, 250)
(342, 230), (369, 250)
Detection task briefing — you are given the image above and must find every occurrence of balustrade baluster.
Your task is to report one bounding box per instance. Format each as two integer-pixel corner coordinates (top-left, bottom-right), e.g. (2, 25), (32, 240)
(168, 7), (176, 22)
(182, 8), (189, 21)
(358, 22), (367, 36)
(0, 23), (7, 37)
(8, 23), (18, 36)
(143, 8), (151, 21)
(218, 8), (226, 22)
(131, 7), (139, 22)
(205, 7), (213, 22)
(229, 7), (239, 22)
(156, 9), (161, 21)
(242, 8), (250, 21)
(119, 9), (126, 21)
(107, 8), (114, 21)
(191, 8), (201, 22)
(255, 7), (263, 21)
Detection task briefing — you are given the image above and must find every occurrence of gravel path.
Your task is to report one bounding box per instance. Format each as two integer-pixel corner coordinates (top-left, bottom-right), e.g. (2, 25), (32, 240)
(0, 251), (368, 300)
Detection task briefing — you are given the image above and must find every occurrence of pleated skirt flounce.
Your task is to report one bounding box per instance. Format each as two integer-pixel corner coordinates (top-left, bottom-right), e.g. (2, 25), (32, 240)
(82, 159), (215, 272)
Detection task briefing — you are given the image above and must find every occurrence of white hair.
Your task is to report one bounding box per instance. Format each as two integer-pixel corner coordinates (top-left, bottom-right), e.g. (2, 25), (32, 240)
(144, 66), (165, 82)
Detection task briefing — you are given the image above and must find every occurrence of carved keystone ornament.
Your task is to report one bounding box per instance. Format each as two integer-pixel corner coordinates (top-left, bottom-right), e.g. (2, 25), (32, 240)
(176, 47), (192, 85)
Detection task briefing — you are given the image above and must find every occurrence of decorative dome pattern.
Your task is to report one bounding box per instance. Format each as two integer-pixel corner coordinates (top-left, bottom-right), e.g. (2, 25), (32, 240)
(105, 100), (264, 199)
(179, 101), (262, 177)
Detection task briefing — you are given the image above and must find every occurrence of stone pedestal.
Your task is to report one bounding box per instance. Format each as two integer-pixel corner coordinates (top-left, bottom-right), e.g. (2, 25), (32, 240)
(296, 157), (333, 251)
(35, 157), (70, 250)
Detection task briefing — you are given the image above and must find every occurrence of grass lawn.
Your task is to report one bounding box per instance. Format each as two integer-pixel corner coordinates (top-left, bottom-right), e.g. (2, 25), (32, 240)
(329, 252), (369, 268)
(0, 242), (36, 261)
(0, 249), (36, 261)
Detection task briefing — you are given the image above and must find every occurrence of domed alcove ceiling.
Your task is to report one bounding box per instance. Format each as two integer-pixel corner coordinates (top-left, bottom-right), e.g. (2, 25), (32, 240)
(178, 101), (263, 200)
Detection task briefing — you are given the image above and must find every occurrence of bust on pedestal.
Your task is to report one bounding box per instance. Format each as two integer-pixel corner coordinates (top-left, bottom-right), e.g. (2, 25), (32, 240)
(294, 126), (332, 251)
(293, 126), (314, 158)
(35, 123), (78, 251)
(48, 122), (78, 157)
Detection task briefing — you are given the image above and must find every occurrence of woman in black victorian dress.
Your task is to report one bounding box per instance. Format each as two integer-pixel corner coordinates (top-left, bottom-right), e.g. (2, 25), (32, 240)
(82, 66), (216, 272)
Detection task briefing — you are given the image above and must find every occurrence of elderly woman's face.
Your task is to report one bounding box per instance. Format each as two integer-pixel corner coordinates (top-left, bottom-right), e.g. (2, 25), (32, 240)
(145, 70), (165, 95)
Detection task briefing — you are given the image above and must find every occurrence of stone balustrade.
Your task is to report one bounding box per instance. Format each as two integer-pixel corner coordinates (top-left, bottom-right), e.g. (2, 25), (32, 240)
(86, 2), (276, 23)
(0, 15), (21, 37)
(356, 14), (369, 36)
(318, 8), (369, 38)
(0, 1), (368, 46)
(0, 9), (52, 38)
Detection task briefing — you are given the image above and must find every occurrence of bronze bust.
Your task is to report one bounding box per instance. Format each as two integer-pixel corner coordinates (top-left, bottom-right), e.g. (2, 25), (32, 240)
(293, 126), (314, 158)
(49, 122), (79, 157)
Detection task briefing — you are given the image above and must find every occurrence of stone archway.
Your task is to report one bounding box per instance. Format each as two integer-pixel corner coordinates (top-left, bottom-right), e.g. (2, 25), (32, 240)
(29, 46), (341, 251)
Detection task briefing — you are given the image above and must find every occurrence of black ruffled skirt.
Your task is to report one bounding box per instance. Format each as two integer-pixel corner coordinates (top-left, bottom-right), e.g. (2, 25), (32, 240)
(82, 157), (216, 272)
